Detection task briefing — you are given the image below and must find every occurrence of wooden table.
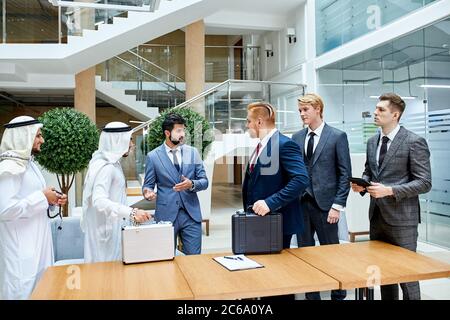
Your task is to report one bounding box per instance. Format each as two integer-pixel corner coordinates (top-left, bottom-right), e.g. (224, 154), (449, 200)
(30, 260), (193, 300)
(175, 251), (339, 300)
(32, 241), (450, 300)
(287, 240), (450, 298)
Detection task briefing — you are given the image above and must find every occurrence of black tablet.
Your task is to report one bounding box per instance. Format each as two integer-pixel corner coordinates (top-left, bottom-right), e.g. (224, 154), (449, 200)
(349, 177), (371, 188)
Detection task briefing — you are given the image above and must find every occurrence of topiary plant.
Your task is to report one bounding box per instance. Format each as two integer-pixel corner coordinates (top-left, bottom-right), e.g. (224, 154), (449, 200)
(146, 107), (212, 158)
(36, 108), (99, 216)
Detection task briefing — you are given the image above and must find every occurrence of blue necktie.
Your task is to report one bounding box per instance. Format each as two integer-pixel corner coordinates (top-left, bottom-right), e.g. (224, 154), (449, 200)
(170, 149), (181, 172)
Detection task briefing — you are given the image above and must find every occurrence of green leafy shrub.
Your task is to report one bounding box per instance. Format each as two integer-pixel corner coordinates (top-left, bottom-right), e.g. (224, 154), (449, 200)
(36, 108), (99, 215)
(146, 107), (212, 158)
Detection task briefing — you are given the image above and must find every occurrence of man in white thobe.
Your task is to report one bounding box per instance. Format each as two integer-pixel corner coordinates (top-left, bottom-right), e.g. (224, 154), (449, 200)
(81, 122), (150, 263)
(0, 116), (67, 300)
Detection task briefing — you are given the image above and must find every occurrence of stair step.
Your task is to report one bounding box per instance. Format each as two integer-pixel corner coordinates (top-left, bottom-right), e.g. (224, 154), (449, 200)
(81, 29), (98, 39)
(67, 35), (83, 46)
(96, 22), (113, 32)
(112, 17), (128, 25)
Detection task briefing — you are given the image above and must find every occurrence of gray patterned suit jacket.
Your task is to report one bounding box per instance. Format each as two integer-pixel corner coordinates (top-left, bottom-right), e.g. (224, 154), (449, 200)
(362, 126), (432, 226)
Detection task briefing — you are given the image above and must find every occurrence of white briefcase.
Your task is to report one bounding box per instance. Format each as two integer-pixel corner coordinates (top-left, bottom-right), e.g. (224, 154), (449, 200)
(121, 222), (174, 264)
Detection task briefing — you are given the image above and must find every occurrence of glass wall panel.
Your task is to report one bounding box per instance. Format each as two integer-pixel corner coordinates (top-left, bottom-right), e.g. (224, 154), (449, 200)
(318, 18), (450, 248)
(316, 0), (438, 56)
(5, 0), (59, 43)
(138, 45), (186, 81)
(1, 0), (3, 43)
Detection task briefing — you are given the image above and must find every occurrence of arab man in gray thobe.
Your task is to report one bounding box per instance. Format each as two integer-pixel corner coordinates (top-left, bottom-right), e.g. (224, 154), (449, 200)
(81, 122), (151, 263)
(0, 116), (67, 300)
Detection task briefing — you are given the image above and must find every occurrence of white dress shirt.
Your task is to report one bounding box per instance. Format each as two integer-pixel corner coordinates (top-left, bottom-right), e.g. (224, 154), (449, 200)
(305, 121), (344, 212)
(164, 143), (195, 190)
(165, 142), (182, 166)
(250, 128), (278, 166)
(304, 121), (325, 155)
(376, 124), (400, 167)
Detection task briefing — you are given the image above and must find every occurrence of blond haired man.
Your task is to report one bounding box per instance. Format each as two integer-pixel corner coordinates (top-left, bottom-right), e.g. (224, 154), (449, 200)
(292, 93), (351, 300)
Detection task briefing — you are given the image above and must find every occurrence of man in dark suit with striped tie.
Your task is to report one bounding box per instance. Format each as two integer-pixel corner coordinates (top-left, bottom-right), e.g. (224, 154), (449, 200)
(352, 93), (432, 300)
(242, 102), (309, 249)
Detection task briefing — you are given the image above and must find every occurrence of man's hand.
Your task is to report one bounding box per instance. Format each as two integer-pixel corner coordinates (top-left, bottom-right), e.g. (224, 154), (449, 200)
(133, 209), (152, 223)
(327, 208), (340, 224)
(351, 182), (365, 193)
(143, 189), (157, 201)
(173, 175), (193, 192)
(43, 187), (59, 205)
(366, 182), (393, 198)
(252, 200), (270, 216)
(57, 193), (68, 206)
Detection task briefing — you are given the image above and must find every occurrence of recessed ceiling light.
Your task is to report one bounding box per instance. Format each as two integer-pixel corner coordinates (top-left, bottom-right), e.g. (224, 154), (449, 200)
(420, 84), (450, 89)
(369, 95), (417, 100)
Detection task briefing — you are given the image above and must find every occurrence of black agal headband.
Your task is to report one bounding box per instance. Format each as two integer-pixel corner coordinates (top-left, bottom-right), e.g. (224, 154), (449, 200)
(102, 125), (132, 133)
(3, 119), (41, 129)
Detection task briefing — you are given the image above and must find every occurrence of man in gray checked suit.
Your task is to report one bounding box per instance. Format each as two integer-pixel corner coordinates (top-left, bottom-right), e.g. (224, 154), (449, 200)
(352, 93), (432, 300)
(293, 93), (352, 300)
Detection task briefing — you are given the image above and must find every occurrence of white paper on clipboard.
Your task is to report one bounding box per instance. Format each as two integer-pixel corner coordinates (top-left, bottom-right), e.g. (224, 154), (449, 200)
(213, 254), (264, 271)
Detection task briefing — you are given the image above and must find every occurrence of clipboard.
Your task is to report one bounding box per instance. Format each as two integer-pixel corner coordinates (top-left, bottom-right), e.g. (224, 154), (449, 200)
(213, 255), (264, 271)
(348, 177), (371, 188)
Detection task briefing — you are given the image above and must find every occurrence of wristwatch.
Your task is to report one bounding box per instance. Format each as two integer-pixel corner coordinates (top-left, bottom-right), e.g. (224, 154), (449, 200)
(189, 180), (195, 191)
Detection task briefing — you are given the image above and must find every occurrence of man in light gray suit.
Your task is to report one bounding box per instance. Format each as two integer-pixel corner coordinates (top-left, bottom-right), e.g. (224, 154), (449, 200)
(352, 93), (432, 300)
(142, 113), (208, 255)
(293, 93), (352, 300)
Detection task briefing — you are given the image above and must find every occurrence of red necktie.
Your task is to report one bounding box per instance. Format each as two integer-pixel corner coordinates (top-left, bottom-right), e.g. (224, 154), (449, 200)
(250, 143), (261, 173)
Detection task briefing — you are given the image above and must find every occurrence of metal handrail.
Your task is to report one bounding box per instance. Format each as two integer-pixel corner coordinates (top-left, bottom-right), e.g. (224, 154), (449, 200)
(139, 44), (261, 49)
(49, 0), (160, 12)
(134, 44), (261, 82)
(132, 79), (306, 132)
(113, 56), (185, 96)
(127, 49), (185, 83)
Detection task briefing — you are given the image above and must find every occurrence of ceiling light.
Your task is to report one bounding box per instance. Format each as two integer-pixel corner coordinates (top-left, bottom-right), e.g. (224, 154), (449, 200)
(419, 84), (450, 89)
(369, 95), (417, 100)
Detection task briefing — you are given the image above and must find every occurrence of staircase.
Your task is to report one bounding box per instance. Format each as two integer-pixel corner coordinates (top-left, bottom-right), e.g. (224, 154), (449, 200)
(0, 0), (222, 75)
(96, 49), (186, 119)
(95, 76), (159, 120)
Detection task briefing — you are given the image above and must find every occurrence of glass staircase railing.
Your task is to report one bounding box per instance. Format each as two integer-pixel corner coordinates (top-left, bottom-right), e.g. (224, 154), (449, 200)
(96, 49), (186, 110)
(95, 43), (262, 114)
(131, 79), (306, 179)
(49, 1), (159, 12)
(59, 0), (160, 39)
(0, 0), (161, 43)
(136, 44), (261, 83)
(128, 48), (185, 95)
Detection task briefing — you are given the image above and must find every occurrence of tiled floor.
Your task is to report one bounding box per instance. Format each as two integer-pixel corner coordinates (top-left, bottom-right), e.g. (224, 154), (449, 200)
(202, 183), (450, 300)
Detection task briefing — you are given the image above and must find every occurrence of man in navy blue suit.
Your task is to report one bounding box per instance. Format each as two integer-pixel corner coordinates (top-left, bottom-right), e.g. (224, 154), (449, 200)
(242, 102), (309, 248)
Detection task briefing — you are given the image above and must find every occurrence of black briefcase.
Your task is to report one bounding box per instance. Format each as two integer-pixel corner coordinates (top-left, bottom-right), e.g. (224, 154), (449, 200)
(232, 209), (283, 254)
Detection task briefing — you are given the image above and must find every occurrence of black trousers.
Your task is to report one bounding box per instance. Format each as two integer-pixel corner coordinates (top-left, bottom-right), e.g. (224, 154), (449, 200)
(296, 194), (346, 300)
